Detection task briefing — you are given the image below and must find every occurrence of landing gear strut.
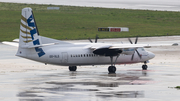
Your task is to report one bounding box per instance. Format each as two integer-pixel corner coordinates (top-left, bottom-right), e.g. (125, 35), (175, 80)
(108, 56), (119, 74)
(142, 61), (148, 70)
(69, 66), (77, 71)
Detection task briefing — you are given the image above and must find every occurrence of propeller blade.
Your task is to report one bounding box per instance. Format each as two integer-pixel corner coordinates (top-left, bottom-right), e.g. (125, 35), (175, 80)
(129, 37), (141, 60)
(131, 50), (136, 60)
(131, 53), (134, 61)
(131, 49), (142, 61)
(128, 38), (133, 44)
(95, 35), (99, 43)
(136, 50), (142, 59)
(88, 38), (93, 43)
(135, 36), (138, 44)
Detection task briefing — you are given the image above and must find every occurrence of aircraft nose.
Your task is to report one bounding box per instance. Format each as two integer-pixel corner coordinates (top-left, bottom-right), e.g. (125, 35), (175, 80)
(148, 51), (155, 59)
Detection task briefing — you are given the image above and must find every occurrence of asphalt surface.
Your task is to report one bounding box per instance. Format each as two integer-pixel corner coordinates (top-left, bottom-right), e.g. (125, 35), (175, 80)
(0, 0), (180, 11)
(0, 36), (180, 101)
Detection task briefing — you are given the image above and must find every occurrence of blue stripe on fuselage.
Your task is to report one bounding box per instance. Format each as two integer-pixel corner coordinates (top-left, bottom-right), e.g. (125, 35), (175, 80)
(35, 47), (45, 57)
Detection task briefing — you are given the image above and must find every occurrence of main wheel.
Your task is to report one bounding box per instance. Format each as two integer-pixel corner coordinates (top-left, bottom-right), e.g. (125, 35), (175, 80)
(108, 66), (116, 73)
(69, 66), (77, 71)
(142, 65), (148, 70)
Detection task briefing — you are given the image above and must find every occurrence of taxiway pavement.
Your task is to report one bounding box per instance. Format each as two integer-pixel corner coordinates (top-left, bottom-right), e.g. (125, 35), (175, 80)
(0, 36), (180, 101)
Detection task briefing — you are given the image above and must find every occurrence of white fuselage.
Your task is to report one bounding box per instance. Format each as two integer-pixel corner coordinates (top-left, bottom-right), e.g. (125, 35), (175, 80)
(16, 43), (155, 66)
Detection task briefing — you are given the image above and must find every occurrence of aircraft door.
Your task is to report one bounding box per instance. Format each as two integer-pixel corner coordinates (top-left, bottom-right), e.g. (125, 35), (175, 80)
(62, 52), (68, 63)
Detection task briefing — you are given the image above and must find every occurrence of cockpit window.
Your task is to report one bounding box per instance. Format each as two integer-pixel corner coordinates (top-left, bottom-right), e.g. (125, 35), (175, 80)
(123, 48), (145, 51)
(139, 48), (145, 51)
(123, 48), (135, 51)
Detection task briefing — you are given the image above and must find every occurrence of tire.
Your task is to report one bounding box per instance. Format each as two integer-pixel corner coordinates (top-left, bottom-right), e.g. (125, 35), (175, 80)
(142, 65), (148, 70)
(108, 66), (116, 73)
(69, 66), (77, 71)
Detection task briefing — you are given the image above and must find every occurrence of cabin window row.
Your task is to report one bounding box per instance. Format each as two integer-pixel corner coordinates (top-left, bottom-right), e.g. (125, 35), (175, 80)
(70, 54), (99, 57)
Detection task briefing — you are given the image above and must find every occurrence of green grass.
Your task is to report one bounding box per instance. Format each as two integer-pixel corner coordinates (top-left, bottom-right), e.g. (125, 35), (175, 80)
(175, 86), (180, 89)
(0, 2), (180, 41)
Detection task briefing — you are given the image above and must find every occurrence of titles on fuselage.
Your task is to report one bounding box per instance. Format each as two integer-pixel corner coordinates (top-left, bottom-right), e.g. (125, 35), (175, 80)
(49, 55), (60, 58)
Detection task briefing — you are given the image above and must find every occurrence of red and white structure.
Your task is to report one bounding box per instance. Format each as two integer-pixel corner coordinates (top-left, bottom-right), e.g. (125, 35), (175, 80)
(98, 27), (129, 32)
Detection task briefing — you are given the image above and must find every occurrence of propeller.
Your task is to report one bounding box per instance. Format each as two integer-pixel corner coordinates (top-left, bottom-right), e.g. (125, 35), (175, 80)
(88, 38), (93, 43)
(88, 35), (99, 43)
(128, 37), (142, 60)
(95, 35), (99, 43)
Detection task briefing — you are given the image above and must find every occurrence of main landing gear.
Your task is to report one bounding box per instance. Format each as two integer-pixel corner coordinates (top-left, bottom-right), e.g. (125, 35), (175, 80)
(108, 66), (116, 74)
(108, 56), (119, 74)
(142, 61), (148, 70)
(69, 66), (77, 71)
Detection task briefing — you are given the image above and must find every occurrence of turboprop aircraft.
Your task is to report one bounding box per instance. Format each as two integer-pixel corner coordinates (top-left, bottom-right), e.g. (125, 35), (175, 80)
(3, 7), (156, 73)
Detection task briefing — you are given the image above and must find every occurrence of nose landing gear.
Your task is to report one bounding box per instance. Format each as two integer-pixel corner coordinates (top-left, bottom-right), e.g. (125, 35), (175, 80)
(142, 61), (148, 70)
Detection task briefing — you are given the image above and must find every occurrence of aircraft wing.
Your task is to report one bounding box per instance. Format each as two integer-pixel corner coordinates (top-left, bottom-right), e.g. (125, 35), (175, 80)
(90, 44), (150, 50)
(89, 43), (177, 56)
(90, 43), (177, 50)
(109, 44), (151, 49)
(89, 43), (147, 56)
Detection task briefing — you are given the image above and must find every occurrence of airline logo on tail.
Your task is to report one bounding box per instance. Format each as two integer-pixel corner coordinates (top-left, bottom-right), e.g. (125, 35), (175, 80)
(21, 15), (33, 43)
(20, 8), (45, 57)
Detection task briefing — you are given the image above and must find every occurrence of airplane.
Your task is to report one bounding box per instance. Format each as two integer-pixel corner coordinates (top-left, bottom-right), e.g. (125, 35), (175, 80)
(3, 7), (156, 74)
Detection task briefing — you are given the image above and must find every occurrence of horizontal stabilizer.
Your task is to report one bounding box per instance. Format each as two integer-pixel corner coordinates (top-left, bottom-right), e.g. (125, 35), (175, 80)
(2, 41), (18, 47)
(2, 35), (72, 48)
(41, 36), (71, 45)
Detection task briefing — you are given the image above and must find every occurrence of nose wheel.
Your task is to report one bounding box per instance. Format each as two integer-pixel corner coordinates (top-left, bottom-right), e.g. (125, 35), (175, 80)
(142, 65), (148, 70)
(142, 61), (148, 70)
